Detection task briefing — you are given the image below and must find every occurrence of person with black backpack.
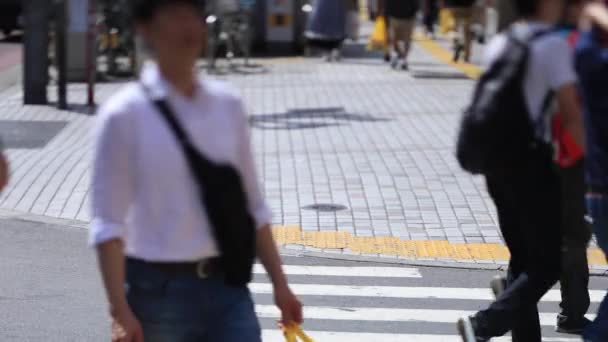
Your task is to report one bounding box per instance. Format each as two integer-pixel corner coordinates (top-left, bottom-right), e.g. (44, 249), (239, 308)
(455, 0), (585, 341)
(89, 1), (302, 341)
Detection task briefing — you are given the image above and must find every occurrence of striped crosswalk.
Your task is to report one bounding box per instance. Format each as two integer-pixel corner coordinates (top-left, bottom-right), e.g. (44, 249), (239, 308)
(251, 257), (607, 341)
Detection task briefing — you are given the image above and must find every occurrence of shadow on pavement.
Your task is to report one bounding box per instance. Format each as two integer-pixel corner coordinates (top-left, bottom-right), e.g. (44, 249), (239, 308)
(411, 70), (470, 80)
(47, 102), (98, 115)
(204, 63), (270, 76)
(250, 107), (390, 130)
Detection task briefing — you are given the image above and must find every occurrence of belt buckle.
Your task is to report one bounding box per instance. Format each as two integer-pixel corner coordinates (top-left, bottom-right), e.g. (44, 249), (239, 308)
(196, 260), (209, 279)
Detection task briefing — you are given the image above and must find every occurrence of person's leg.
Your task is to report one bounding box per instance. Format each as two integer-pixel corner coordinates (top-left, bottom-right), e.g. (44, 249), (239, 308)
(583, 195), (608, 341)
(474, 173), (542, 341)
(402, 19), (415, 60)
(558, 160), (592, 332)
(126, 260), (207, 342)
(206, 282), (262, 342)
(389, 17), (405, 68)
(462, 9), (474, 62)
(474, 158), (561, 341)
(452, 9), (466, 62)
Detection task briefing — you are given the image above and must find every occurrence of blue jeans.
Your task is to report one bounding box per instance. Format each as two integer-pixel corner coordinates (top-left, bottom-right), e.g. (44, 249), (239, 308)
(584, 195), (608, 342)
(125, 259), (261, 342)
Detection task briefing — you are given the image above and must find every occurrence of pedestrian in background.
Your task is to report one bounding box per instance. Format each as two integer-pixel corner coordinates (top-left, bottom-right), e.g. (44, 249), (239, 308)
(457, 0), (586, 340)
(489, 0), (594, 335)
(383, 0), (420, 70)
(305, 0), (348, 61)
(552, 0), (593, 334)
(90, 1), (302, 341)
(424, 0), (440, 38)
(575, 1), (608, 341)
(442, 0), (476, 62)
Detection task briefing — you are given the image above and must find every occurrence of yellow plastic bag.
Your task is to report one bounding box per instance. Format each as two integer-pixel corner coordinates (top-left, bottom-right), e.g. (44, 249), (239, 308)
(368, 16), (388, 51)
(439, 9), (455, 34)
(282, 324), (315, 342)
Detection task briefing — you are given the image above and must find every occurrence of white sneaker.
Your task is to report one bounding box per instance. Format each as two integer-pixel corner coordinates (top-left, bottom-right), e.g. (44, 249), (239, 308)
(457, 316), (488, 342)
(490, 275), (506, 298)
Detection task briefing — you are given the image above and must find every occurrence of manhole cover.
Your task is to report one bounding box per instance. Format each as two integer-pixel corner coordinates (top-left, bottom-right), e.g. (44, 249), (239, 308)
(303, 203), (348, 212)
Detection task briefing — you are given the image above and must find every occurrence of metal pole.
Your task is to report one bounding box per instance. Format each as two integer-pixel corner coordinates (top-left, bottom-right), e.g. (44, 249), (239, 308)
(23, 0), (50, 105)
(86, 0), (96, 108)
(55, 0), (68, 110)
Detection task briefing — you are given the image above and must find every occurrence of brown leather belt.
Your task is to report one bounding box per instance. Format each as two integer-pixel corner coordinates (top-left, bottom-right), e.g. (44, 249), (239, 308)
(127, 257), (223, 279)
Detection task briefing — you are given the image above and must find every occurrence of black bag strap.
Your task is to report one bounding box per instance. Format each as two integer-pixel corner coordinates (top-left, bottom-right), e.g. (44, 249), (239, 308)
(506, 26), (555, 140)
(140, 84), (214, 169)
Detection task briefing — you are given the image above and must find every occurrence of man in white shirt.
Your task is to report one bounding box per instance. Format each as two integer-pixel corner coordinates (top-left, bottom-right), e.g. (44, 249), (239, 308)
(90, 1), (302, 341)
(457, 0), (585, 341)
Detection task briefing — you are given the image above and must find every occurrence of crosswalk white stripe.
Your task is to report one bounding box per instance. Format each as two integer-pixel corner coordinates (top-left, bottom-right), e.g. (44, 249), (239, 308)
(261, 330), (580, 342)
(249, 283), (606, 303)
(255, 305), (595, 327)
(253, 264), (422, 278)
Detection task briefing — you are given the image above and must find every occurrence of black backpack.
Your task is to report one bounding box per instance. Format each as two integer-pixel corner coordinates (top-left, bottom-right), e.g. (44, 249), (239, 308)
(143, 87), (256, 287)
(456, 27), (553, 175)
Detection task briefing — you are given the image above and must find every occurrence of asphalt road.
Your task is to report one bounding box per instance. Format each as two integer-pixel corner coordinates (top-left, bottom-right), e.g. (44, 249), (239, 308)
(1, 218), (607, 341)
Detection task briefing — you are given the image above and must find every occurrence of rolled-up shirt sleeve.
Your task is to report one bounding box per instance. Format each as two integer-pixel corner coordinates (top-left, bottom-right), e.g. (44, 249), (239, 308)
(89, 105), (135, 246)
(235, 101), (272, 229)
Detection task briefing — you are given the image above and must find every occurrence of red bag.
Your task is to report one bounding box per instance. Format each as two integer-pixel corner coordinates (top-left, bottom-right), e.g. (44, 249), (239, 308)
(552, 30), (584, 168)
(553, 115), (584, 168)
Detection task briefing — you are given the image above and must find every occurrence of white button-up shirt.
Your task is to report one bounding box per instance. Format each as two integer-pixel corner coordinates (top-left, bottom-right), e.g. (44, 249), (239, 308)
(89, 62), (272, 261)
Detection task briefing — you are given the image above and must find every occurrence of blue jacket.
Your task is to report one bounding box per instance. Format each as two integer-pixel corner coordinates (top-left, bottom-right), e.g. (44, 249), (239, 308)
(576, 29), (608, 191)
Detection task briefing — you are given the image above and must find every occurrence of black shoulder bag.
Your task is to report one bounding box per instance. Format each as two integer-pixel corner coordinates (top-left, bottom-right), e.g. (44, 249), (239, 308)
(142, 85), (257, 286)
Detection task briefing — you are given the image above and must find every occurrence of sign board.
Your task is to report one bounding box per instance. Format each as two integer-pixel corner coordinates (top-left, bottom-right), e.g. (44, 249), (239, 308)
(266, 0), (294, 42)
(68, 0), (89, 33)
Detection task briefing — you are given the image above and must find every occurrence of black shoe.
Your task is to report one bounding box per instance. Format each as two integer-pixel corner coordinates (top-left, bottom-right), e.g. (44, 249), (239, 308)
(556, 316), (592, 335)
(490, 275), (507, 298)
(457, 316), (489, 342)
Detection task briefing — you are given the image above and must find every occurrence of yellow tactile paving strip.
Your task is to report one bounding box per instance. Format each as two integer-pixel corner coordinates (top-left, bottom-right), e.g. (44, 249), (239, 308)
(272, 226), (608, 266)
(413, 32), (483, 80)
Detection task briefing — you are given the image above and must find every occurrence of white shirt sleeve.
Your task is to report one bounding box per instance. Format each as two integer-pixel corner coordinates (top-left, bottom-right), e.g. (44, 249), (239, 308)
(483, 34), (508, 67)
(89, 104), (136, 246)
(234, 100), (272, 229)
(542, 37), (577, 90)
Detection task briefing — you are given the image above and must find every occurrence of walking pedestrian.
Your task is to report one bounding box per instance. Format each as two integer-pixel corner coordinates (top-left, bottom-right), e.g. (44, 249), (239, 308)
(442, 0), (476, 62)
(576, 1), (608, 341)
(490, 0), (593, 335)
(383, 0), (420, 70)
(89, 1), (303, 341)
(423, 0), (440, 38)
(304, 0), (348, 61)
(456, 0), (586, 340)
(551, 0), (592, 334)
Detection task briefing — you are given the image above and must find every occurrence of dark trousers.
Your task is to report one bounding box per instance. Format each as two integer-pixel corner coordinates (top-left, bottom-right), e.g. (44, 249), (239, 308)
(476, 153), (562, 341)
(558, 160), (591, 323)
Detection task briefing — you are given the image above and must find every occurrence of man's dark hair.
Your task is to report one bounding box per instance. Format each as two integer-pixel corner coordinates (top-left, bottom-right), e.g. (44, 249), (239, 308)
(514, 0), (540, 17)
(129, 0), (204, 22)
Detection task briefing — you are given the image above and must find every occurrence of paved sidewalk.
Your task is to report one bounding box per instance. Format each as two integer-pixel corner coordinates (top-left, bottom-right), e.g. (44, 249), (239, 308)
(0, 36), (605, 270)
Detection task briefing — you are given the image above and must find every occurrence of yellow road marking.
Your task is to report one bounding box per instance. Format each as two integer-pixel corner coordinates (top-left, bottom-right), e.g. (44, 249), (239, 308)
(272, 226), (608, 266)
(413, 32), (483, 80)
